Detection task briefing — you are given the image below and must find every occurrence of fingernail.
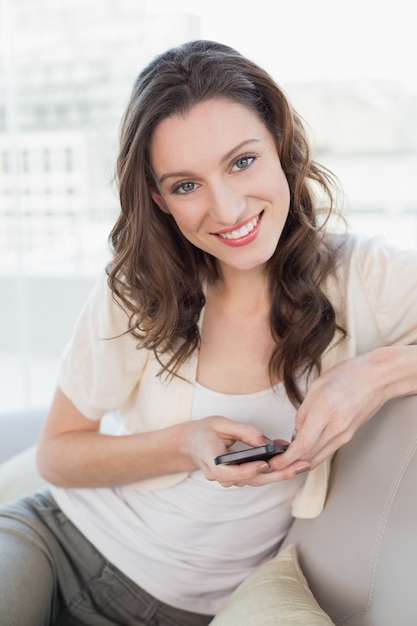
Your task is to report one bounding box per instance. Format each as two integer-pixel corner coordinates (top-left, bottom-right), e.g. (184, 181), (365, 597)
(291, 429), (298, 442)
(295, 462), (310, 475)
(259, 462), (270, 471)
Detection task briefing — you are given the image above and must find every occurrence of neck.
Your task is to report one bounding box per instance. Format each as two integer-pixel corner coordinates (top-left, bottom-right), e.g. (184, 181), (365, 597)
(211, 265), (270, 313)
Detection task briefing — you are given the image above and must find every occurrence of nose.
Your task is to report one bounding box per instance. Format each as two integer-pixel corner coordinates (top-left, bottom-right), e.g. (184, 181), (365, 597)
(208, 179), (246, 225)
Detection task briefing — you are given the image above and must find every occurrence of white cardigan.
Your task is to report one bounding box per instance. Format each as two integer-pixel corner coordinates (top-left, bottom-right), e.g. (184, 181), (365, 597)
(59, 234), (417, 518)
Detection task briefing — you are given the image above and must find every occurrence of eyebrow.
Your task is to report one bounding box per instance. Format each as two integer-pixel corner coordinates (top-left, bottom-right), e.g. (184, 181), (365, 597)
(157, 138), (261, 185)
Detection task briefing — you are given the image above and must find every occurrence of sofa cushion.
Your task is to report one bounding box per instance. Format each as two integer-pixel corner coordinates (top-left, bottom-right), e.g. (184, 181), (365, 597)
(209, 544), (335, 625)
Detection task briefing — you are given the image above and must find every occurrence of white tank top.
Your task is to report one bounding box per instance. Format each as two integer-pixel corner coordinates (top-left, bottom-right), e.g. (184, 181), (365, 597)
(51, 382), (306, 615)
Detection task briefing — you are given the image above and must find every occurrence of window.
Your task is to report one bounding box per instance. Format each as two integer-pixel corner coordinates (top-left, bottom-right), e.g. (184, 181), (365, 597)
(1, 0), (416, 413)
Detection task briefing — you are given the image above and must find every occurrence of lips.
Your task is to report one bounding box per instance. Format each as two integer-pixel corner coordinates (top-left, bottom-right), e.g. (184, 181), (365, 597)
(213, 212), (263, 246)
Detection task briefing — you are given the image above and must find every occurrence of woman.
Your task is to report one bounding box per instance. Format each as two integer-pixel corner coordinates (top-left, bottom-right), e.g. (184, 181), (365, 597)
(1, 39), (417, 625)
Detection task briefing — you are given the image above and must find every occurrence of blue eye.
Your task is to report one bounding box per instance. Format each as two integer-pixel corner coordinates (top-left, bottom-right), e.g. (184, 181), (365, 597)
(174, 181), (197, 194)
(232, 155), (255, 171)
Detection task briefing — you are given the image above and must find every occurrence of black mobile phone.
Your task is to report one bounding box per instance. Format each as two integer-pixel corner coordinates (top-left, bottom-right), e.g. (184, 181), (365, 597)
(213, 442), (288, 465)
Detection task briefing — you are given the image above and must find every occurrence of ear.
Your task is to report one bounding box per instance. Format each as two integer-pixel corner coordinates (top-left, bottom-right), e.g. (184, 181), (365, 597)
(150, 187), (171, 214)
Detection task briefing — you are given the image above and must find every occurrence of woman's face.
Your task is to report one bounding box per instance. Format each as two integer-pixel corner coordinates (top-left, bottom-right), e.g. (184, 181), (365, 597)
(149, 97), (290, 277)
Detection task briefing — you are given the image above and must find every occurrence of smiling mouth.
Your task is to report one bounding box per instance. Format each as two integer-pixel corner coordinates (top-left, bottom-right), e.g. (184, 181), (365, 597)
(215, 212), (263, 241)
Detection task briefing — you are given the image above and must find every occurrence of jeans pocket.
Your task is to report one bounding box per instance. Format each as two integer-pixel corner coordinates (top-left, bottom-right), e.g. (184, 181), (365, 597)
(61, 563), (140, 626)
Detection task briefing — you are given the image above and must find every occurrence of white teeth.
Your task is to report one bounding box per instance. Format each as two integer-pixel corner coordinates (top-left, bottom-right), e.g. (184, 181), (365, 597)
(218, 215), (260, 240)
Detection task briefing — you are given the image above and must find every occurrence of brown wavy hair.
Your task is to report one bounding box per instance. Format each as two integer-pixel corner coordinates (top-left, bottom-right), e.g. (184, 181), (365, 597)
(108, 39), (345, 405)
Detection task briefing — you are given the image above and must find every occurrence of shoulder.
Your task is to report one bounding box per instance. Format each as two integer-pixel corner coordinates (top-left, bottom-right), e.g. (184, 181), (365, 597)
(326, 232), (417, 283)
(323, 232), (417, 352)
(321, 232), (417, 334)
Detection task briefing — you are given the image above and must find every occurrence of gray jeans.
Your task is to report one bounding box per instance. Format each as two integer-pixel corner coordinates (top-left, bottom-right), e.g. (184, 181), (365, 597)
(0, 490), (214, 626)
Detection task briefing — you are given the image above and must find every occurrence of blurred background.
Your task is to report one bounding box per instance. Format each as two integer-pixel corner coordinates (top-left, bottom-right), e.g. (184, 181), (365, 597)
(1, 0), (417, 414)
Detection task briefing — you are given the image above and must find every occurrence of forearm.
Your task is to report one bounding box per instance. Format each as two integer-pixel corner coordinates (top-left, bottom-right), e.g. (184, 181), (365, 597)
(37, 422), (198, 488)
(366, 345), (417, 401)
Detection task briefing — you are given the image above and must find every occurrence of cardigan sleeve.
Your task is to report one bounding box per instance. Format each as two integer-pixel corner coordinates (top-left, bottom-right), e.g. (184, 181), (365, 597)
(58, 272), (150, 420)
(354, 236), (417, 346)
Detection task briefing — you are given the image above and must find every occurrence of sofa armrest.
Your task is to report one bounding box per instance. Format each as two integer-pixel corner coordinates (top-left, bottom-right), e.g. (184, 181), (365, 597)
(283, 394), (417, 625)
(0, 409), (48, 503)
(0, 409), (46, 463)
(0, 445), (48, 504)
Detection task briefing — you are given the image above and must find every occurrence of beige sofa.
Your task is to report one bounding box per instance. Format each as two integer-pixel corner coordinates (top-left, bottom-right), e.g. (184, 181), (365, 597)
(1, 395), (417, 625)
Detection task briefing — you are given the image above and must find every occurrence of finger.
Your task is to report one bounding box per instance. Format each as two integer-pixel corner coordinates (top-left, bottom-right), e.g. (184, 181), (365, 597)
(305, 427), (357, 469)
(242, 460), (311, 486)
(273, 407), (330, 467)
(213, 417), (273, 448)
(268, 433), (316, 469)
(210, 459), (270, 484)
(272, 438), (291, 446)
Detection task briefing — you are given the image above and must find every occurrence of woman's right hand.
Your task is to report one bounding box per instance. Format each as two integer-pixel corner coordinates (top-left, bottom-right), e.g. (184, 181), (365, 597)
(183, 415), (281, 487)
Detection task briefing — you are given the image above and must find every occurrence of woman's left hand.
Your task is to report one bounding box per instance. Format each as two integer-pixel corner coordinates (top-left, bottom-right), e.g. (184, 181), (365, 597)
(269, 346), (417, 475)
